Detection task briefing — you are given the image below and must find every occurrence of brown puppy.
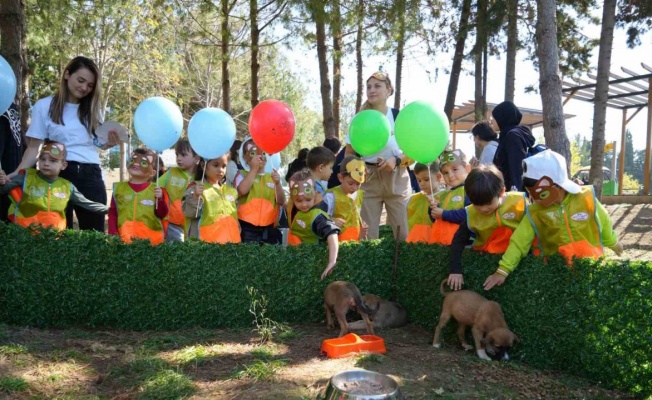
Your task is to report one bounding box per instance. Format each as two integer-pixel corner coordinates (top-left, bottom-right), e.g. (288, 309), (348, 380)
(348, 294), (408, 330)
(324, 281), (379, 337)
(432, 279), (519, 360)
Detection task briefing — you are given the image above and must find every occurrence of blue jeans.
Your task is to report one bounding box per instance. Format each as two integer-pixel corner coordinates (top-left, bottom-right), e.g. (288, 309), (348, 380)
(59, 161), (107, 231)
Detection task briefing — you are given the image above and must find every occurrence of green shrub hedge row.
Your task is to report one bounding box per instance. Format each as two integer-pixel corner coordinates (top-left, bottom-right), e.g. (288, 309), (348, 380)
(0, 222), (650, 396)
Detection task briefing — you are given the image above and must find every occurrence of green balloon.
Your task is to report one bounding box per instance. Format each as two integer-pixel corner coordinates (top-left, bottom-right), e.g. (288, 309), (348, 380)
(395, 101), (449, 164)
(349, 110), (390, 156)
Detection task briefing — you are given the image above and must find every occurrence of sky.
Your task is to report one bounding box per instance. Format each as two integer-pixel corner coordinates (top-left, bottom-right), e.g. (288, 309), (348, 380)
(284, 13), (651, 161)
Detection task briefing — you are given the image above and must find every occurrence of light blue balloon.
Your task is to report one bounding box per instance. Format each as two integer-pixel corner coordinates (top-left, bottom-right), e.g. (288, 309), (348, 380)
(264, 152), (282, 173)
(0, 56), (17, 116)
(133, 97), (183, 152)
(188, 108), (236, 159)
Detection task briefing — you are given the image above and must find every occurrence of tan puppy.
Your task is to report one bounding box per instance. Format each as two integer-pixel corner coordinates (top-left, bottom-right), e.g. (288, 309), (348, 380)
(348, 294), (408, 330)
(324, 281), (380, 337)
(432, 279), (519, 360)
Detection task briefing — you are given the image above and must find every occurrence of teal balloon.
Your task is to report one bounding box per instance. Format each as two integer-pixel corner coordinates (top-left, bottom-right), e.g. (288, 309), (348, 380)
(0, 56), (17, 116)
(349, 110), (390, 156)
(188, 108), (236, 159)
(395, 101), (449, 164)
(134, 97), (183, 152)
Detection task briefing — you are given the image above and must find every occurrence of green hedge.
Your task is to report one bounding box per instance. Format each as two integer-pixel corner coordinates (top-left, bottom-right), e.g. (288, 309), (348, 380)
(0, 222), (650, 396)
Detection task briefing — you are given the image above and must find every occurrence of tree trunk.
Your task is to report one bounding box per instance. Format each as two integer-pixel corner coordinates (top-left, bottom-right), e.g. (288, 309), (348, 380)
(504, 0), (518, 102)
(474, 0), (487, 122)
(0, 0), (28, 133)
(535, 0), (571, 165)
(444, 0), (472, 121)
(221, 0), (231, 112)
(250, 0), (260, 108)
(355, 0), (364, 113)
(589, 0), (616, 198)
(312, 2), (336, 138)
(394, 0), (406, 109)
(331, 0), (342, 137)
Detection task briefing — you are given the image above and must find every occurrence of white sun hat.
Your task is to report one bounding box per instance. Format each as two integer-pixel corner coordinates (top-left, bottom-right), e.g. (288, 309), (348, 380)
(522, 149), (581, 194)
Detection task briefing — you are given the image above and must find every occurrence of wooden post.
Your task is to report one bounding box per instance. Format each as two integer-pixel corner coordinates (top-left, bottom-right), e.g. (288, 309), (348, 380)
(618, 109), (626, 195)
(452, 121), (457, 149)
(644, 77), (652, 195)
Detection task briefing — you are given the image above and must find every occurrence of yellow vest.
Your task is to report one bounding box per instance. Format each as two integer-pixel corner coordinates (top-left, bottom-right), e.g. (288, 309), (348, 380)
(11, 168), (71, 230)
(288, 208), (328, 245)
(467, 192), (526, 253)
(160, 167), (193, 226)
(237, 171), (279, 226)
(527, 186), (603, 261)
(328, 186), (363, 242)
(186, 182), (241, 243)
(406, 192), (432, 243)
(113, 182), (164, 245)
(429, 185), (466, 245)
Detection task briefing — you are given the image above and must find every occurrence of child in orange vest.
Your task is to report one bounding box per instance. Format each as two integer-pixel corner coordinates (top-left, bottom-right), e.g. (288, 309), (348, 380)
(483, 150), (623, 291)
(447, 165), (527, 290)
(182, 152), (240, 243)
(322, 155), (368, 241)
(0, 140), (108, 230)
(235, 136), (286, 244)
(406, 162), (440, 243)
(287, 169), (340, 280)
(429, 149), (471, 245)
(159, 139), (200, 242)
(109, 148), (169, 245)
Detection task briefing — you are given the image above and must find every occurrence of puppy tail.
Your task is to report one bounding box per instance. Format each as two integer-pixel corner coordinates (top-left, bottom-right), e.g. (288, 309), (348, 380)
(440, 278), (449, 297)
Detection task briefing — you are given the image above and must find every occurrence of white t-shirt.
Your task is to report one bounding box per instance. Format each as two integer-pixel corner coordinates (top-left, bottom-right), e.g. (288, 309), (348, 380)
(26, 96), (101, 164)
(345, 107), (401, 163)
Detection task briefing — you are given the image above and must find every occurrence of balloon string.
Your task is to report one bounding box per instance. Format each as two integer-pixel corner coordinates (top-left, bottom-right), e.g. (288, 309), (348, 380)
(195, 161), (206, 218)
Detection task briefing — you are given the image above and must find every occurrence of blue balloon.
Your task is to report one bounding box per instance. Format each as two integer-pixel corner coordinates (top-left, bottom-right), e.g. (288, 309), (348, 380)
(264, 152), (282, 173)
(133, 97), (183, 152)
(188, 108), (236, 159)
(0, 56), (17, 116)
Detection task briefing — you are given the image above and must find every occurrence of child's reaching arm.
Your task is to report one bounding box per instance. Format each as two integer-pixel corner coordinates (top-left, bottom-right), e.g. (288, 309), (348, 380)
(448, 222), (473, 290)
(236, 156), (264, 196)
(321, 234), (339, 280)
(311, 210), (341, 280)
(69, 184), (109, 214)
(441, 195), (471, 224)
(484, 218), (535, 290)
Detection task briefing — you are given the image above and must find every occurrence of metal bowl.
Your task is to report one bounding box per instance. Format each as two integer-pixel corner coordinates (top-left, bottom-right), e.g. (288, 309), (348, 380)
(322, 369), (404, 400)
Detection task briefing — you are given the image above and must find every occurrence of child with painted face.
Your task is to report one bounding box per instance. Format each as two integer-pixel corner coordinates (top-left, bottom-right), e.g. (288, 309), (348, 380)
(108, 148), (169, 245)
(322, 156), (368, 242)
(159, 139), (200, 242)
(234, 137), (286, 244)
(0, 140), (108, 230)
(287, 170), (341, 280)
(182, 152), (240, 243)
(428, 149), (471, 245)
(406, 162), (440, 243)
(483, 150), (623, 291)
(447, 165), (528, 291)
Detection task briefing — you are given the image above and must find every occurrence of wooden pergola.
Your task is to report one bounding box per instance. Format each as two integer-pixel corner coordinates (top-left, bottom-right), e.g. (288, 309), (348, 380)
(449, 101), (575, 148)
(562, 63), (652, 195)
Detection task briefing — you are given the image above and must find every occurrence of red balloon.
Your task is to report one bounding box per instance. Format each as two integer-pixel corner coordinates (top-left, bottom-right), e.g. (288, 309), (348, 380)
(249, 100), (296, 154)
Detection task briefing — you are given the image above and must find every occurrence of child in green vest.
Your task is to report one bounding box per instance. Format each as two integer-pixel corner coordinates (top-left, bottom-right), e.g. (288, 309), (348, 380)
(159, 139), (200, 242)
(406, 162), (440, 243)
(447, 165), (527, 291)
(182, 152), (240, 243)
(0, 140), (108, 230)
(235, 136), (286, 244)
(483, 150), (623, 291)
(286, 169), (341, 280)
(428, 149), (471, 245)
(322, 155), (367, 242)
(109, 148), (169, 245)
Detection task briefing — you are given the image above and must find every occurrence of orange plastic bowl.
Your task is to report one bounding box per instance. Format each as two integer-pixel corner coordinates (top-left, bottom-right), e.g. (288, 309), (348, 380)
(321, 333), (386, 359)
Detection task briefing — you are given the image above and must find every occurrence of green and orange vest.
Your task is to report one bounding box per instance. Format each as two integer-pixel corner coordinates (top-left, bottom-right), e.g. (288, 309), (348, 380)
(113, 182), (164, 245)
(9, 168), (71, 230)
(406, 192), (432, 243)
(237, 171), (279, 227)
(327, 186), (363, 242)
(466, 192), (527, 254)
(288, 207), (329, 245)
(160, 167), (194, 226)
(429, 185), (466, 245)
(185, 182), (241, 243)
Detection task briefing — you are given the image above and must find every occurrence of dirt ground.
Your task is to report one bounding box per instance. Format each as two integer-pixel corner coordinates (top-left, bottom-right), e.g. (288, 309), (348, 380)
(0, 323), (640, 400)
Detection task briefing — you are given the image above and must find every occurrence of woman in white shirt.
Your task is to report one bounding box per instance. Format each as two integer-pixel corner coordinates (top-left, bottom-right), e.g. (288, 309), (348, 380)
(344, 71), (410, 240)
(9, 56), (119, 231)
(472, 121), (499, 166)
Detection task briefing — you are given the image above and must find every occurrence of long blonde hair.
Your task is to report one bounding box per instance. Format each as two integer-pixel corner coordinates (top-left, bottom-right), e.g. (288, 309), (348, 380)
(49, 56), (102, 135)
(361, 71), (394, 111)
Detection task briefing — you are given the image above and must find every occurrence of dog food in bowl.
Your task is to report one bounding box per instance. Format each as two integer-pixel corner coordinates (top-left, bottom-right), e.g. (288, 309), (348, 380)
(322, 369), (404, 400)
(341, 379), (384, 395)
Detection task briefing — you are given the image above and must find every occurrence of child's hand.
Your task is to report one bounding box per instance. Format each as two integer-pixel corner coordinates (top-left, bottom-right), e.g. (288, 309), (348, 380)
(321, 262), (336, 281)
(271, 168), (280, 184)
(447, 274), (464, 291)
(334, 218), (346, 228)
(194, 182), (204, 198)
(154, 187), (163, 199)
(0, 170), (6, 185)
(250, 155), (265, 172)
(483, 273), (506, 291)
(378, 156), (396, 172)
(430, 206), (443, 219)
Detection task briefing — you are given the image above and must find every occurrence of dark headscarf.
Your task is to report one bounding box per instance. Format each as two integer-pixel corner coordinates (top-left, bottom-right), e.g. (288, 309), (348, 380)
(491, 101), (522, 133)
